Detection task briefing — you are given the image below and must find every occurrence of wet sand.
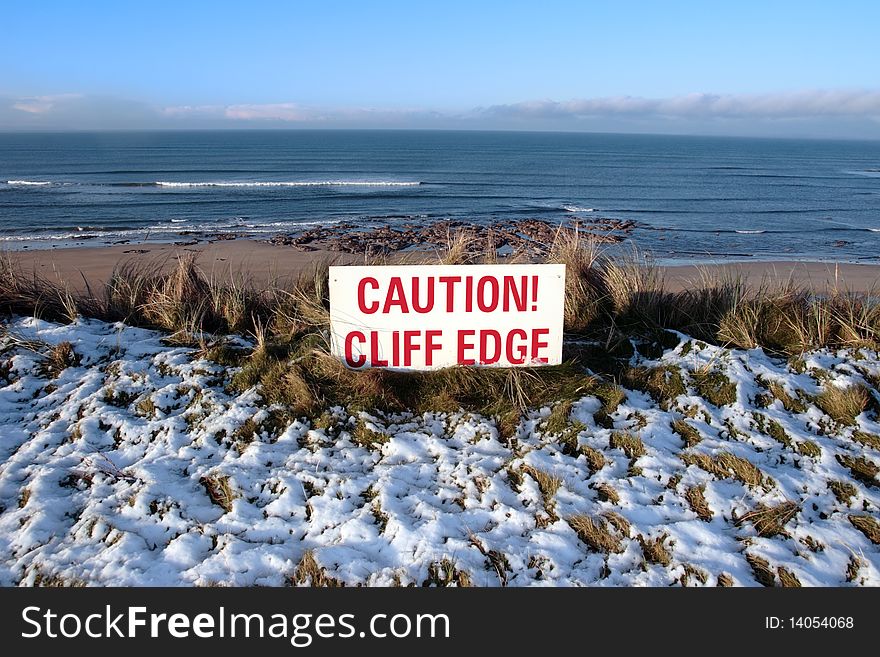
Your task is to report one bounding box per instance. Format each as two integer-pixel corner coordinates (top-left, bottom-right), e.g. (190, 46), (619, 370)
(5, 240), (880, 293)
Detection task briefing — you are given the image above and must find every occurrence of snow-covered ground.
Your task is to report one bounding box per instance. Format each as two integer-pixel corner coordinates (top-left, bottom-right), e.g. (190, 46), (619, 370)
(1, 316), (878, 586)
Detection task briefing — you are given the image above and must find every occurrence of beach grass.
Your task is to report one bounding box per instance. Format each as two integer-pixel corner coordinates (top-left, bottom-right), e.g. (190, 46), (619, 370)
(2, 238), (880, 419)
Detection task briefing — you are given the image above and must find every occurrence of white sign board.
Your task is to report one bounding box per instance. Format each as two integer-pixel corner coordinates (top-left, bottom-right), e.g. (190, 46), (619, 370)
(329, 264), (565, 370)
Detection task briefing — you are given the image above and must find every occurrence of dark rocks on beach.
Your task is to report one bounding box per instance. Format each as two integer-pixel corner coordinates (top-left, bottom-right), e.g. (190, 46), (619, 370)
(206, 233), (240, 242)
(264, 217), (636, 257)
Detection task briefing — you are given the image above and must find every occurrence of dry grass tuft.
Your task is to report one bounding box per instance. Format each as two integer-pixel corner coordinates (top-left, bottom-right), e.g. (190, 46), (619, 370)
(767, 381), (808, 413)
(848, 514), (880, 544)
(736, 501), (799, 538)
(852, 430), (880, 450)
(684, 485), (713, 521)
(609, 431), (646, 459)
(716, 572), (734, 587)
(637, 533), (672, 567)
(692, 369), (737, 407)
(816, 384), (872, 426)
(593, 482), (620, 505)
(38, 341), (81, 378)
(199, 474), (236, 513)
(567, 513), (628, 554)
(681, 451), (767, 488)
(581, 446), (607, 475)
(621, 365), (686, 409)
(549, 229), (605, 332)
(544, 400), (573, 435)
(672, 419), (702, 448)
(292, 550), (343, 587)
(836, 454), (879, 487)
(777, 567), (802, 588)
(829, 480), (857, 505)
(350, 419), (389, 450)
(745, 553), (776, 587)
(523, 465), (562, 509)
(423, 558), (473, 587)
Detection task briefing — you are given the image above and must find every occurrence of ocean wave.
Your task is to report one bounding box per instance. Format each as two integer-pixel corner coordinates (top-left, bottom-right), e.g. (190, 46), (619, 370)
(0, 217), (346, 244)
(6, 179), (422, 189)
(735, 230), (766, 234)
(155, 180), (421, 188)
(562, 204), (595, 213)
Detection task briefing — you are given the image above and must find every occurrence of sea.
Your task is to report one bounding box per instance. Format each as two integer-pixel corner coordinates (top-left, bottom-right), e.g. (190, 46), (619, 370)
(0, 130), (878, 264)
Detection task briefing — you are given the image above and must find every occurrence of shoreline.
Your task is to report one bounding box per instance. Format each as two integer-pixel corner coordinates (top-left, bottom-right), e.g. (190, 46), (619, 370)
(5, 238), (880, 293)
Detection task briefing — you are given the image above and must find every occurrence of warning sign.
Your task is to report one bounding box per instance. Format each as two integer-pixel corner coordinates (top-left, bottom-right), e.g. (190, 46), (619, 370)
(329, 264), (565, 370)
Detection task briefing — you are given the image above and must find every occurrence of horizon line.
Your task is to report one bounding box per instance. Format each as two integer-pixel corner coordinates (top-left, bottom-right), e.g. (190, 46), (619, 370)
(1, 126), (878, 143)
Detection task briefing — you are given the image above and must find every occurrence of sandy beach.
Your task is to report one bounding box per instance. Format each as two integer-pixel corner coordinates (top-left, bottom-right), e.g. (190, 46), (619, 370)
(6, 239), (880, 293)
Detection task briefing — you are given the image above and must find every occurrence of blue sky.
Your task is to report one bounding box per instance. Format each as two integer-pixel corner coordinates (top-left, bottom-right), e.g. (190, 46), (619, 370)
(2, 0), (879, 137)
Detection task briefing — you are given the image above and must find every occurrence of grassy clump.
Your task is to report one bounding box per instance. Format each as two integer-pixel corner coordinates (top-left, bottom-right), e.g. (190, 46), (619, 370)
(200, 342), (251, 367)
(544, 400), (573, 435)
(681, 451), (767, 488)
(292, 550), (343, 587)
(523, 465), (562, 514)
(692, 369), (737, 407)
(233, 344), (591, 419)
(816, 384), (872, 426)
(797, 440), (821, 458)
(567, 513), (629, 554)
(199, 474), (235, 513)
(745, 553), (776, 587)
(637, 533), (672, 567)
(621, 365), (686, 409)
(829, 480), (857, 505)
(735, 501), (799, 537)
(38, 341), (81, 378)
(836, 454), (879, 487)
(852, 430), (880, 450)
(766, 381), (808, 413)
(848, 514), (880, 545)
(754, 413), (794, 449)
(672, 419), (702, 448)
(581, 446), (607, 475)
(588, 380), (626, 428)
(609, 431), (646, 459)
(351, 419), (389, 450)
(423, 558), (473, 588)
(777, 567), (802, 588)
(232, 417), (260, 451)
(135, 395), (157, 418)
(593, 482), (620, 505)
(684, 485), (713, 522)
(716, 573), (734, 587)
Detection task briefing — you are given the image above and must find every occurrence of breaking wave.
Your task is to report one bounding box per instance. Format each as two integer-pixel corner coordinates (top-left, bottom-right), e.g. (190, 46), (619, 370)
(154, 180), (422, 188)
(6, 179), (422, 188)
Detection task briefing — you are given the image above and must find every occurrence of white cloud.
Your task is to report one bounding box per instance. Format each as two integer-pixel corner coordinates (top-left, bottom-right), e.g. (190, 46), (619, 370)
(11, 93), (82, 114)
(4, 89), (880, 137)
(224, 103), (312, 121)
(482, 90), (880, 121)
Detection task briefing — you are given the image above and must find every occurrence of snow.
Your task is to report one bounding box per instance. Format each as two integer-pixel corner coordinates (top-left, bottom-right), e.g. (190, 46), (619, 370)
(1, 317), (878, 586)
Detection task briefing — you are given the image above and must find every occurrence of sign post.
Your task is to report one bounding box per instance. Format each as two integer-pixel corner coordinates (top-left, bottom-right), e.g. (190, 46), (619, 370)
(329, 264), (566, 370)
